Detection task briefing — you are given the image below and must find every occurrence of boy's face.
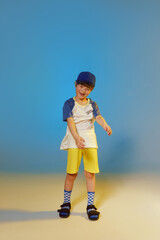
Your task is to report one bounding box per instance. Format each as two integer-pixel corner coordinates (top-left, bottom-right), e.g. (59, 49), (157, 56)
(75, 83), (92, 100)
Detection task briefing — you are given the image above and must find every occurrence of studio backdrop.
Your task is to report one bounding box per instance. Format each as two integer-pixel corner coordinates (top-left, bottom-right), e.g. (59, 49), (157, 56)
(0, 0), (160, 173)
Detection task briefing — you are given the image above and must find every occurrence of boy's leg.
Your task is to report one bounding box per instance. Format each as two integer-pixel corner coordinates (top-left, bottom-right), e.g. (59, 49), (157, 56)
(63, 173), (78, 203)
(58, 149), (81, 218)
(64, 173), (78, 191)
(84, 170), (100, 220)
(58, 173), (78, 218)
(64, 148), (81, 202)
(84, 170), (95, 205)
(63, 148), (81, 203)
(84, 170), (95, 192)
(83, 148), (99, 207)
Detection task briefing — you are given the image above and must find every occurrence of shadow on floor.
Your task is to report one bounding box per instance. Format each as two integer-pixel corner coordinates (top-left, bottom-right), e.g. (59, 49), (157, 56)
(0, 176), (124, 223)
(71, 175), (123, 209)
(0, 209), (88, 223)
(95, 176), (124, 208)
(0, 209), (59, 222)
(72, 192), (86, 209)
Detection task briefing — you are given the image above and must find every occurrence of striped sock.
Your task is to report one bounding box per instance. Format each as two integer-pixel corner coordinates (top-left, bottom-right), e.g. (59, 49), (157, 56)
(87, 192), (95, 206)
(64, 190), (72, 204)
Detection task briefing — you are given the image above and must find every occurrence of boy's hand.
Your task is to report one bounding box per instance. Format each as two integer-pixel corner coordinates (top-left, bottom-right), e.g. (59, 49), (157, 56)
(103, 124), (112, 136)
(75, 135), (85, 149)
(96, 115), (112, 136)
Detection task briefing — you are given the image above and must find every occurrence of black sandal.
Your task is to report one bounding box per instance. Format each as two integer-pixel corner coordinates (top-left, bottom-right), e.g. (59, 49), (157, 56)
(57, 203), (71, 218)
(86, 205), (100, 221)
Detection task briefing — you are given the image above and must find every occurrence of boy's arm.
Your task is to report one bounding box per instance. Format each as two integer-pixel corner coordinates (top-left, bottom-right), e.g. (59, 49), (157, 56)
(95, 115), (112, 136)
(67, 117), (85, 149)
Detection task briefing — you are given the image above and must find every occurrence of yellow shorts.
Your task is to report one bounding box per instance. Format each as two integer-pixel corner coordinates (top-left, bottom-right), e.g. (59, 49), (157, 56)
(67, 148), (99, 174)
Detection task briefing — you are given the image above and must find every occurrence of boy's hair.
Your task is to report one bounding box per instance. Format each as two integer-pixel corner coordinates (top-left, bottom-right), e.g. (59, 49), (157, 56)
(75, 80), (94, 90)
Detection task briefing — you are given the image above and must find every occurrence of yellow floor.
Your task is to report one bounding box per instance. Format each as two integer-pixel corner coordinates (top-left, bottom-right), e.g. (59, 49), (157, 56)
(0, 173), (160, 240)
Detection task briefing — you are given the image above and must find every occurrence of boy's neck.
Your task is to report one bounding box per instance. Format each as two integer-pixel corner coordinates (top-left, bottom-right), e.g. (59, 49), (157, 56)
(75, 96), (88, 105)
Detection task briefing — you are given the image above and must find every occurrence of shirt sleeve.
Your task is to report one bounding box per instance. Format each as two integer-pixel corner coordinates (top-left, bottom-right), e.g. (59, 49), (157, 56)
(92, 101), (100, 118)
(63, 99), (74, 121)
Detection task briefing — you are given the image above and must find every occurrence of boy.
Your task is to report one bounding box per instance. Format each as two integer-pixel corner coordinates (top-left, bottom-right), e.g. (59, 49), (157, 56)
(58, 72), (112, 221)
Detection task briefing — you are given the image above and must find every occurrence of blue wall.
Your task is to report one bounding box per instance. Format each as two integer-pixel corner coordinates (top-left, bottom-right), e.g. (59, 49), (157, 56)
(0, 0), (160, 173)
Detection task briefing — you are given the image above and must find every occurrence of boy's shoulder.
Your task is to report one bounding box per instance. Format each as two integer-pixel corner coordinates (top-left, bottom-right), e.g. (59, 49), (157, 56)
(88, 98), (98, 106)
(64, 98), (74, 105)
(63, 98), (75, 110)
(89, 98), (100, 116)
(65, 97), (74, 102)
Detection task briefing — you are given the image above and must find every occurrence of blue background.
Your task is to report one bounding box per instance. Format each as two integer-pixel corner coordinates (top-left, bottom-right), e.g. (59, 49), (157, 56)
(0, 0), (160, 173)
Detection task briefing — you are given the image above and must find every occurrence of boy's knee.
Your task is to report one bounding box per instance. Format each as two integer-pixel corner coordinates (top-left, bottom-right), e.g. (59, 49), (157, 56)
(67, 173), (78, 181)
(84, 170), (95, 179)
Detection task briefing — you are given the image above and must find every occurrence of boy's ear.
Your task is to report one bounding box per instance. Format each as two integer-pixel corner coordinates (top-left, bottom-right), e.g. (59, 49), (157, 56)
(90, 87), (94, 91)
(74, 81), (77, 87)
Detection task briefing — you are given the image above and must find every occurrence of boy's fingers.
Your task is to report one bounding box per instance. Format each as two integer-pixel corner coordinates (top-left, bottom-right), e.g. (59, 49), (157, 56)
(108, 130), (112, 135)
(78, 144), (85, 149)
(78, 140), (85, 148)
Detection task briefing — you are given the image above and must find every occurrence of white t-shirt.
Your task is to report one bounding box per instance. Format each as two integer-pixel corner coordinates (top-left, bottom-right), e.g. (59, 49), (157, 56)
(60, 97), (100, 150)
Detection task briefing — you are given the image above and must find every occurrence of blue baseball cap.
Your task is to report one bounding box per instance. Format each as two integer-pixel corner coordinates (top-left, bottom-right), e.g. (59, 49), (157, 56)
(76, 72), (96, 87)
